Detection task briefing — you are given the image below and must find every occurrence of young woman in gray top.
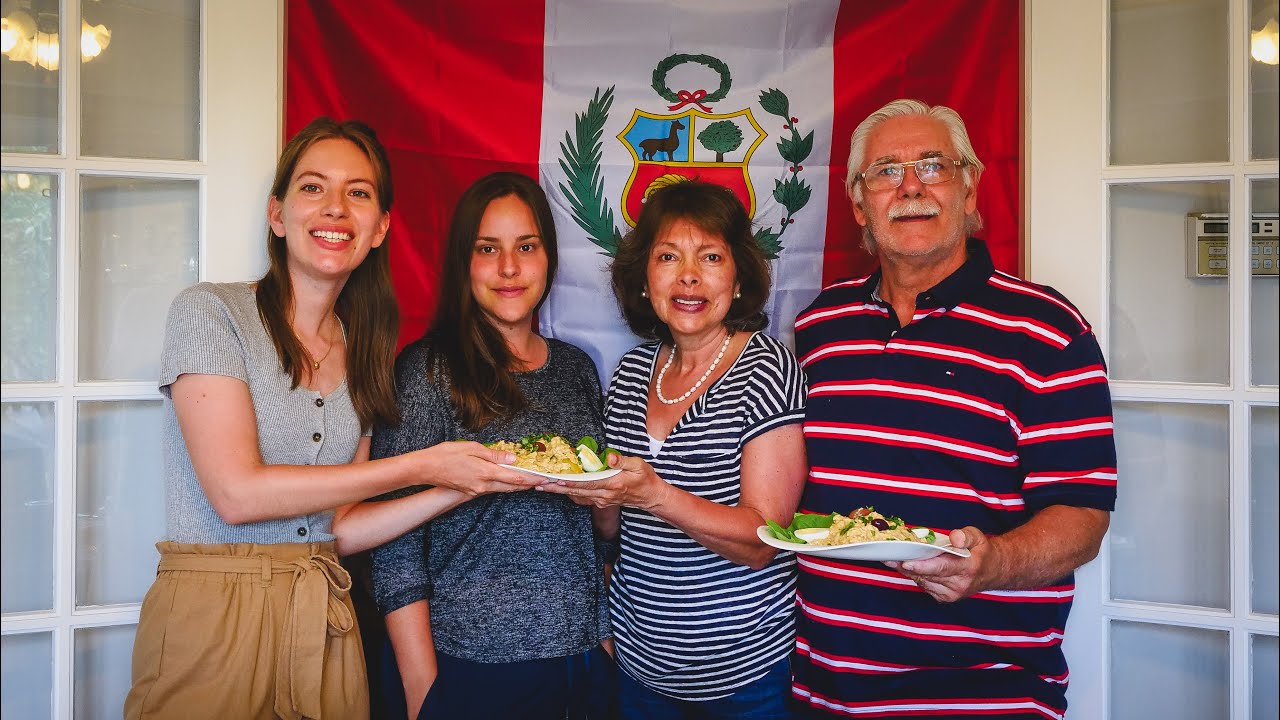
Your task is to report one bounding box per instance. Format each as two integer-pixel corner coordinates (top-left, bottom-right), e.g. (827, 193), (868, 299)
(368, 173), (616, 720)
(125, 119), (536, 720)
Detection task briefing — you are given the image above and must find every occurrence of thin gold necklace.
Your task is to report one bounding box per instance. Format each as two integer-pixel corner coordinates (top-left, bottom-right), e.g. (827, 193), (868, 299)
(306, 314), (342, 370)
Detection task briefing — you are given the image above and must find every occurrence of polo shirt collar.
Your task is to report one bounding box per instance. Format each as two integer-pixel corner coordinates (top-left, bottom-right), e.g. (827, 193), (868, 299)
(864, 237), (995, 310)
(926, 237), (995, 309)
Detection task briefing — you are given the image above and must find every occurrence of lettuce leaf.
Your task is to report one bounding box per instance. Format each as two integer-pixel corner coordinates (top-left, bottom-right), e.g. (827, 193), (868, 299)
(790, 512), (836, 531)
(766, 519), (803, 543)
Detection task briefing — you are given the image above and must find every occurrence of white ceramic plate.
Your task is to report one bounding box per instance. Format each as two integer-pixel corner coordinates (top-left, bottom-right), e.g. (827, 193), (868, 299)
(500, 465), (622, 482)
(756, 525), (971, 561)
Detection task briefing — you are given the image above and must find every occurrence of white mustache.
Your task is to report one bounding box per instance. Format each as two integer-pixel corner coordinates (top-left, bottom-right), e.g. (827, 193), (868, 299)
(887, 199), (941, 219)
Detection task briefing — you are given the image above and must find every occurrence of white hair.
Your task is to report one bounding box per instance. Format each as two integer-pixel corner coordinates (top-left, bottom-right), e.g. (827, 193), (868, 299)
(845, 99), (985, 252)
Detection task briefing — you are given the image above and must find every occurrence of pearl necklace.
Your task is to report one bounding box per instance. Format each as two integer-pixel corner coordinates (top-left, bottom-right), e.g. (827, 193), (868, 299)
(654, 331), (733, 405)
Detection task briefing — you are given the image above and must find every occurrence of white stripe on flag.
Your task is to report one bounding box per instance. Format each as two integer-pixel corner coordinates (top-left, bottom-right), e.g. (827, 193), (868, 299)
(539, 0), (838, 384)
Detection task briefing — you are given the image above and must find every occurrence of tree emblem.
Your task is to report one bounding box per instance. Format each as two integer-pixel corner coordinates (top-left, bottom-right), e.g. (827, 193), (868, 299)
(698, 120), (744, 162)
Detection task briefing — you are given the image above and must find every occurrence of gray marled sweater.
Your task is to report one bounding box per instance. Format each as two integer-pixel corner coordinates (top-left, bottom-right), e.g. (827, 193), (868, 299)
(369, 335), (610, 663)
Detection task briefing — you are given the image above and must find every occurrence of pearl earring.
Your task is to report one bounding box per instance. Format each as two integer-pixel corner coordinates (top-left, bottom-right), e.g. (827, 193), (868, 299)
(733, 290), (741, 299)
(641, 289), (648, 297)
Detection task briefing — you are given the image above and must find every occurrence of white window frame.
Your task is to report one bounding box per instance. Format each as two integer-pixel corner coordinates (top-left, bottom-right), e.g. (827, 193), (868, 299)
(0, 1), (282, 716)
(1028, 0), (1280, 718)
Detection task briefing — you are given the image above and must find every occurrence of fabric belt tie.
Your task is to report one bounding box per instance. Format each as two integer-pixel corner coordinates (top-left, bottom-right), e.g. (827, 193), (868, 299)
(157, 551), (354, 720)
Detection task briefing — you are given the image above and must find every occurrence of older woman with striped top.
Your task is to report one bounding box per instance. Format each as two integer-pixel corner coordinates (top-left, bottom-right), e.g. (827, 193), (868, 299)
(539, 180), (808, 719)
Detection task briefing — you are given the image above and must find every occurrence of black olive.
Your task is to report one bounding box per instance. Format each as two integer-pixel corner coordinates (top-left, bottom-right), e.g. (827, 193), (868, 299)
(870, 518), (889, 531)
(534, 441), (547, 452)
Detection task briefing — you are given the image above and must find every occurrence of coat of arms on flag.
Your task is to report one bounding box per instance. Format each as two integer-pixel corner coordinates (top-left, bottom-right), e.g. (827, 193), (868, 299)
(557, 53), (815, 262)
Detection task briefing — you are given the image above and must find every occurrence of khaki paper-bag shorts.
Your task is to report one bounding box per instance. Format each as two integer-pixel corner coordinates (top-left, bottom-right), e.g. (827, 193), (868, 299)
(124, 541), (369, 720)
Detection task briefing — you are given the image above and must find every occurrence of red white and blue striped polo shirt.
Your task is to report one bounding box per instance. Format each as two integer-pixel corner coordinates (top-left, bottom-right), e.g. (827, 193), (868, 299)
(791, 239), (1118, 720)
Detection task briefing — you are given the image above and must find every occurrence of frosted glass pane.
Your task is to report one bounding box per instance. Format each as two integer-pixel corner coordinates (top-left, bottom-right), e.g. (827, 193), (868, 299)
(1111, 621), (1228, 720)
(1, 632), (52, 720)
(1110, 0), (1229, 164)
(1252, 179), (1279, 387)
(76, 401), (164, 607)
(1254, 634), (1279, 720)
(80, 0), (200, 160)
(1252, 0), (1280, 160)
(1, 402), (55, 613)
(1109, 182), (1229, 383)
(1, 172), (58, 382)
(1111, 402), (1229, 608)
(74, 625), (136, 720)
(78, 176), (198, 382)
(0, 2), (59, 154)
(1253, 406), (1280, 615)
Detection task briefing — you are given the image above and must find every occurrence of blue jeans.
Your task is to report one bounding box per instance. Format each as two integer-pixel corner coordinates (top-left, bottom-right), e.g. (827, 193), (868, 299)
(618, 657), (792, 720)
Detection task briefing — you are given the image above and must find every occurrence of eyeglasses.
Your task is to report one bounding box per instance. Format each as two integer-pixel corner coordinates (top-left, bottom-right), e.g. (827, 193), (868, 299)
(855, 156), (966, 191)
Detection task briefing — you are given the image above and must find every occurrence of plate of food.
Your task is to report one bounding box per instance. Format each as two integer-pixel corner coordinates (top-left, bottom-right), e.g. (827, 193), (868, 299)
(758, 507), (971, 561)
(490, 433), (623, 482)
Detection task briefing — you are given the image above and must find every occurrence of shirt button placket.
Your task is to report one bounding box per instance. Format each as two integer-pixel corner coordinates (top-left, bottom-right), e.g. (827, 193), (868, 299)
(302, 393), (324, 541)
(309, 393), (324, 471)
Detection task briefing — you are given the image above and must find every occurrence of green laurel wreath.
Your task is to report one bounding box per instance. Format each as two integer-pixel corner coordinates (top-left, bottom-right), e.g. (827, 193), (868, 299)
(754, 88), (813, 259)
(652, 54), (732, 104)
(558, 86), (623, 256)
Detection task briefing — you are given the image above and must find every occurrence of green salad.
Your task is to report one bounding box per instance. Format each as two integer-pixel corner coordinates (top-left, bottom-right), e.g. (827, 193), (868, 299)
(766, 508), (937, 546)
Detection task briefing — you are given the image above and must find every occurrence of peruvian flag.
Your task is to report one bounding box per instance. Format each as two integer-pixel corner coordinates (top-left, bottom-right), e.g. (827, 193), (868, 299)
(286, 0), (1021, 381)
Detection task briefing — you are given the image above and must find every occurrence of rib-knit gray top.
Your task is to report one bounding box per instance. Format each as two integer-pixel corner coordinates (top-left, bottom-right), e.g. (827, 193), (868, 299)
(159, 282), (363, 544)
(369, 335), (611, 663)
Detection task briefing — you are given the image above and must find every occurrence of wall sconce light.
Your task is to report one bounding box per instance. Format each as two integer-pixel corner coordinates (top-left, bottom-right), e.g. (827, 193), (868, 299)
(1252, 18), (1279, 65)
(1, 4), (111, 71)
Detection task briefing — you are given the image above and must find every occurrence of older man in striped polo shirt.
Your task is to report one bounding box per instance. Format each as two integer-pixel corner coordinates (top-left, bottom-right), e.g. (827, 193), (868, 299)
(791, 99), (1117, 720)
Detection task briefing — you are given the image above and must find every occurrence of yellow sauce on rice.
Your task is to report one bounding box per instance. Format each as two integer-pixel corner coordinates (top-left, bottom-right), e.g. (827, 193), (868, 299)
(490, 436), (583, 474)
(808, 508), (929, 546)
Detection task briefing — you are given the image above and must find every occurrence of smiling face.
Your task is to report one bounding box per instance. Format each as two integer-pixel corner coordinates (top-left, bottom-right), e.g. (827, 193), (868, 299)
(646, 218), (738, 345)
(267, 137), (390, 284)
(852, 114), (977, 267)
(469, 194), (549, 333)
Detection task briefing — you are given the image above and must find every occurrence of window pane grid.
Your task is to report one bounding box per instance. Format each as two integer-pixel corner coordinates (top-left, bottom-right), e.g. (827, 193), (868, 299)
(1105, 2), (1279, 718)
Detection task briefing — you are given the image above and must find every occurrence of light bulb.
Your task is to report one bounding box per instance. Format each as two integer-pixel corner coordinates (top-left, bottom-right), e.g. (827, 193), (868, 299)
(81, 20), (109, 61)
(33, 30), (59, 70)
(1253, 19), (1280, 66)
(16, 174), (32, 190)
(1, 20), (16, 54)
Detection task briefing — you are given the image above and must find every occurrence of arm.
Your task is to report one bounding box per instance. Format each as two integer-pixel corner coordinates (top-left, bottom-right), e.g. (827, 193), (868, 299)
(329, 439), (470, 556)
(641, 423), (807, 568)
(890, 330), (1117, 602)
(889, 504), (1110, 602)
(591, 506), (620, 540)
(384, 600), (437, 720)
(170, 373), (534, 526)
(541, 423), (807, 570)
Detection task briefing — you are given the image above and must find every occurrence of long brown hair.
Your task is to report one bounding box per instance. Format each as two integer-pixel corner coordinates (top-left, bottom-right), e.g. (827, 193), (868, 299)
(427, 172), (558, 432)
(256, 117), (399, 429)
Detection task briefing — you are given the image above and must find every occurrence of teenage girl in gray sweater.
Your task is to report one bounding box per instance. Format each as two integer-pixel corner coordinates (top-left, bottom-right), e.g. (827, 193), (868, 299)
(368, 172), (616, 720)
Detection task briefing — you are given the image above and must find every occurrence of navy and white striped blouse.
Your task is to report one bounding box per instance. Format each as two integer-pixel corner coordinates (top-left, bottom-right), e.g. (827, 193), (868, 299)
(605, 331), (807, 700)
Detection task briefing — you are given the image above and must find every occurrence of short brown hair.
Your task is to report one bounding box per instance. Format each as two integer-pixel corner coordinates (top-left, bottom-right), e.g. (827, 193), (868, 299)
(610, 180), (770, 344)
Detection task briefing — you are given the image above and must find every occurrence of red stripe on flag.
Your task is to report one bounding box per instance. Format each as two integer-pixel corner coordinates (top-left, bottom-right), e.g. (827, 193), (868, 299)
(825, 0), (1022, 286)
(286, 0), (547, 346)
